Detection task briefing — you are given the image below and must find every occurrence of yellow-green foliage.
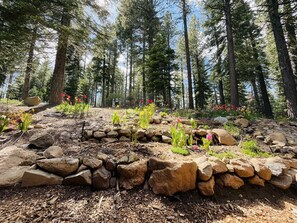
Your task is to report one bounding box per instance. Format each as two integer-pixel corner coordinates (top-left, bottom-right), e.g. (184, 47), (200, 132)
(208, 150), (237, 159)
(171, 147), (190, 155)
(139, 103), (156, 129)
(224, 122), (241, 137)
(159, 111), (168, 118)
(0, 115), (9, 133)
(241, 140), (271, 158)
(190, 118), (198, 129)
(112, 111), (121, 125)
(18, 113), (32, 132)
(170, 123), (190, 155)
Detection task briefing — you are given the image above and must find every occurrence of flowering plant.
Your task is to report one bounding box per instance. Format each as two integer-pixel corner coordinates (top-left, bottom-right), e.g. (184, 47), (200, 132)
(57, 93), (90, 117)
(202, 133), (213, 150)
(18, 113), (32, 132)
(0, 115), (9, 133)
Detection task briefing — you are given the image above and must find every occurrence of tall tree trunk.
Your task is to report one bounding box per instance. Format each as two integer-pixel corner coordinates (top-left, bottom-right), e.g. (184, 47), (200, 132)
(181, 0), (194, 109)
(124, 51), (128, 105)
(250, 79), (261, 111)
(142, 34), (146, 105)
(111, 40), (117, 96)
(49, 8), (70, 105)
(267, 0), (297, 118)
(283, 0), (297, 82)
(129, 43), (133, 98)
(223, 0), (239, 107)
(102, 55), (106, 107)
(250, 32), (273, 118)
(22, 26), (37, 100)
(181, 59), (185, 109)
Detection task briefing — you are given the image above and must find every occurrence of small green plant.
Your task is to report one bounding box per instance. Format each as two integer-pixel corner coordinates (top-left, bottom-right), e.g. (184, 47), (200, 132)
(170, 122), (189, 155)
(17, 113), (32, 132)
(224, 122), (241, 137)
(208, 150), (237, 159)
(201, 125), (210, 130)
(171, 147), (190, 155)
(190, 118), (198, 129)
(139, 110), (150, 129)
(159, 111), (168, 118)
(112, 111), (121, 125)
(240, 139), (271, 158)
(0, 115), (9, 133)
(202, 138), (211, 150)
(56, 94), (90, 117)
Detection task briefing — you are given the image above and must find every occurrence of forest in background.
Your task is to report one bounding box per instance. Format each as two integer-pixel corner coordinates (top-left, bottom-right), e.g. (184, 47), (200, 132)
(0, 0), (297, 119)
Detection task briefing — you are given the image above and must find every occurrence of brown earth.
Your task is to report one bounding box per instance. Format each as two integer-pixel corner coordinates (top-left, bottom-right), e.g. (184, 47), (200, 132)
(0, 103), (297, 222)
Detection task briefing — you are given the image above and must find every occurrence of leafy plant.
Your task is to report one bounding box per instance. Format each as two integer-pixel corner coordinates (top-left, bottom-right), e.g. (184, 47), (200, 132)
(201, 125), (210, 130)
(170, 123), (189, 155)
(202, 138), (211, 150)
(112, 111), (121, 125)
(56, 95), (90, 117)
(0, 115), (9, 133)
(240, 139), (271, 158)
(208, 150), (237, 159)
(224, 122), (241, 137)
(139, 110), (150, 129)
(17, 113), (32, 132)
(159, 111), (168, 118)
(190, 118), (198, 129)
(171, 147), (190, 155)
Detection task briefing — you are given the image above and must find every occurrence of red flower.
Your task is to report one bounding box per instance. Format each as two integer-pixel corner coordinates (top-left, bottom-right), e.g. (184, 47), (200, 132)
(76, 97), (81, 103)
(60, 93), (65, 98)
(83, 95), (87, 99)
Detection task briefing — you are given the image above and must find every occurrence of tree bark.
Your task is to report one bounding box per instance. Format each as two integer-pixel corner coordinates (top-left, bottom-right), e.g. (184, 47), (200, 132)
(142, 34), (146, 104)
(250, 32), (273, 118)
(181, 59), (185, 109)
(267, 0), (297, 118)
(223, 0), (239, 107)
(181, 0), (194, 109)
(22, 26), (37, 100)
(49, 8), (70, 105)
(250, 79), (261, 111)
(283, 0), (297, 83)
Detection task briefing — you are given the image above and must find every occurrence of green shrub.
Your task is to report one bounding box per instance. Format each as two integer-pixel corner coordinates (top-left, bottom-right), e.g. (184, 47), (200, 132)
(208, 150), (237, 159)
(241, 140), (271, 158)
(190, 118), (198, 129)
(171, 147), (190, 155)
(170, 123), (190, 155)
(224, 122), (241, 137)
(202, 138), (211, 150)
(159, 111), (168, 118)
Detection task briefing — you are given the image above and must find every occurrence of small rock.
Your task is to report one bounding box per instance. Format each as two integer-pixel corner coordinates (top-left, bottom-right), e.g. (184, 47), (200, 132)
(265, 132), (287, 147)
(44, 146), (64, 159)
(97, 152), (110, 162)
(119, 136), (130, 142)
(118, 129), (131, 137)
(24, 96), (41, 106)
(77, 164), (88, 173)
(101, 138), (118, 143)
(63, 170), (92, 186)
(196, 161), (213, 181)
(36, 157), (79, 177)
(248, 175), (265, 187)
(265, 157), (288, 177)
(211, 129), (237, 146)
(234, 118), (249, 128)
(29, 132), (54, 149)
(250, 158), (272, 181)
(118, 160), (148, 190)
(197, 176), (215, 196)
(83, 157), (102, 169)
(208, 157), (228, 174)
(94, 131), (106, 139)
(230, 159), (254, 178)
(93, 166), (111, 190)
(216, 173), (244, 189)
(106, 159), (116, 171)
(214, 117), (228, 124)
(269, 174), (293, 190)
(22, 169), (63, 187)
(136, 129), (146, 139)
(162, 135), (172, 144)
(153, 118), (161, 124)
(107, 131), (118, 138)
(83, 130), (93, 139)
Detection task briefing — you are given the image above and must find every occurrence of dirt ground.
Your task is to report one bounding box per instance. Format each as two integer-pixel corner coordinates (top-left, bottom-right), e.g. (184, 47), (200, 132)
(0, 103), (297, 222)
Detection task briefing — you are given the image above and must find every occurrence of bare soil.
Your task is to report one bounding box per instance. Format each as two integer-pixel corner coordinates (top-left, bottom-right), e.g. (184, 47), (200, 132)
(0, 103), (297, 222)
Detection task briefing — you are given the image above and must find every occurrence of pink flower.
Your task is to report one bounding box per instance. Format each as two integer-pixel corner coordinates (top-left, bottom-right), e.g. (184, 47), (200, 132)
(206, 133), (213, 141)
(177, 118), (181, 123)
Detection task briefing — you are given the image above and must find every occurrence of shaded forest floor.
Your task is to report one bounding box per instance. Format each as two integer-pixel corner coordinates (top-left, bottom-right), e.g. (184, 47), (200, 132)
(0, 102), (297, 222)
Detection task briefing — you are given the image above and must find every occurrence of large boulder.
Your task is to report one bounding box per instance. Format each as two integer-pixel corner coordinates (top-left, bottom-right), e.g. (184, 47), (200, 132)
(63, 170), (92, 186)
(197, 176), (215, 196)
(208, 157), (228, 174)
(37, 157), (79, 177)
(148, 157), (176, 172)
(269, 174), (293, 190)
(93, 166), (111, 190)
(211, 129), (237, 146)
(230, 159), (254, 178)
(0, 146), (38, 187)
(22, 169), (63, 187)
(250, 158), (272, 181)
(117, 160), (147, 190)
(148, 160), (197, 196)
(29, 132), (54, 149)
(216, 173), (244, 189)
(24, 96), (41, 107)
(44, 146), (64, 158)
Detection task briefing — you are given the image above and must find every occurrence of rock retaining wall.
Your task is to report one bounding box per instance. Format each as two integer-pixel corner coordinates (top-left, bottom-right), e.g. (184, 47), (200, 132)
(21, 153), (297, 197)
